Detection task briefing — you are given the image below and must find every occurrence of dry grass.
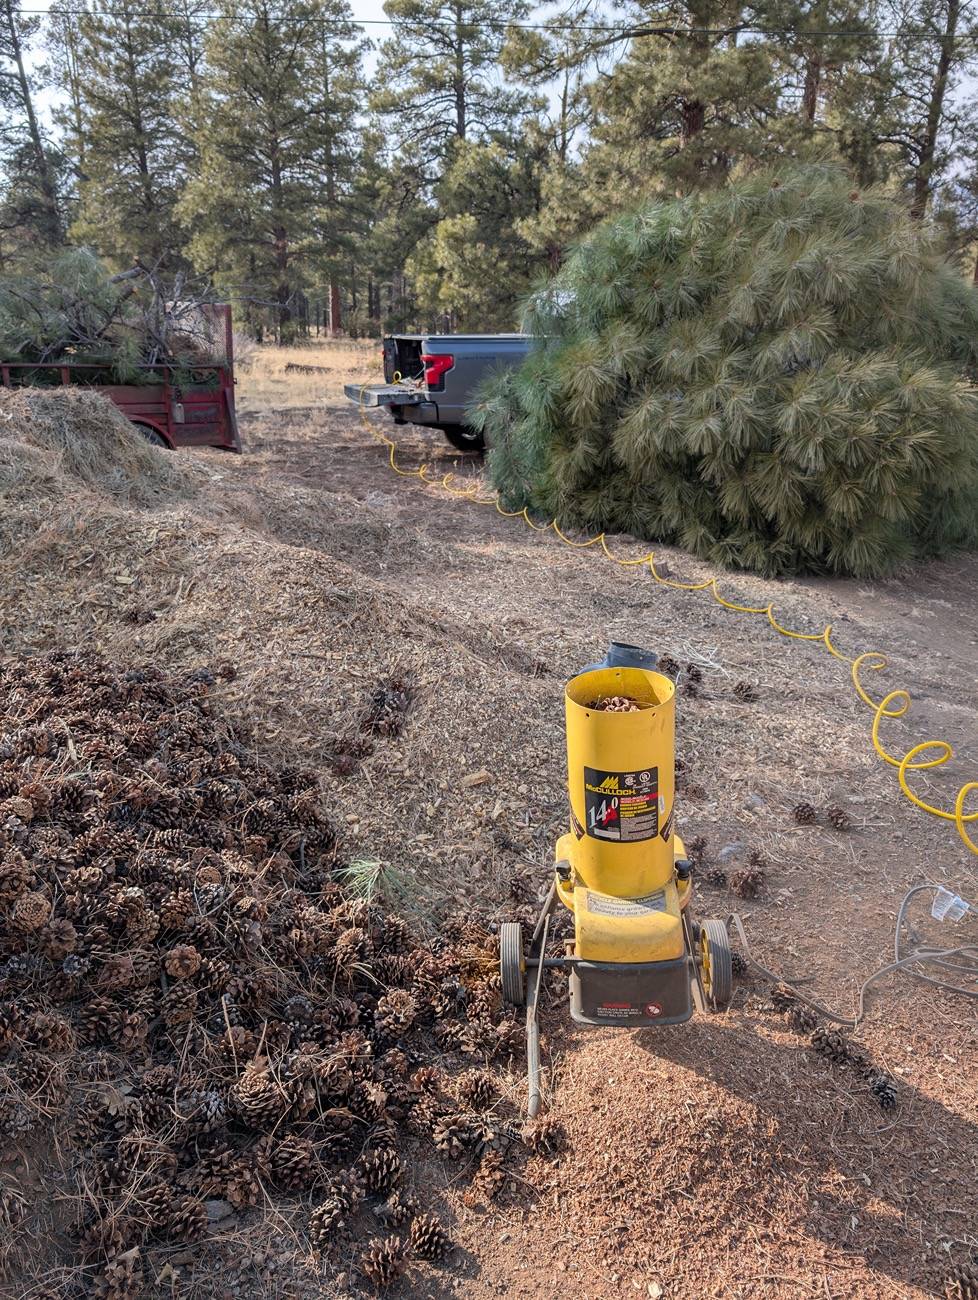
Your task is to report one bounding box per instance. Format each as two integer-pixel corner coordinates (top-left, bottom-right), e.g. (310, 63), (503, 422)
(235, 339), (379, 412)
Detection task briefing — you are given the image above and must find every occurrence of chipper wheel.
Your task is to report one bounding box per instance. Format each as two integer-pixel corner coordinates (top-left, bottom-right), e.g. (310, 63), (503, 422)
(699, 918), (733, 1011)
(500, 922), (526, 1006)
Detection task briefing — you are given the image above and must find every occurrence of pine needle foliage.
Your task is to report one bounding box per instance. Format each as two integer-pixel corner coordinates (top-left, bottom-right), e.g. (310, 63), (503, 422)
(473, 167), (978, 578)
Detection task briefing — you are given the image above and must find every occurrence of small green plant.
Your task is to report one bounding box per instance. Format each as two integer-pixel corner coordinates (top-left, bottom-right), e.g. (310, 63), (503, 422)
(475, 165), (978, 578)
(338, 858), (415, 911)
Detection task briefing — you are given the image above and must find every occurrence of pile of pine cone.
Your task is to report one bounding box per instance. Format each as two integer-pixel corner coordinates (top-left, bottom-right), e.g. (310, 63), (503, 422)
(0, 653), (539, 1297)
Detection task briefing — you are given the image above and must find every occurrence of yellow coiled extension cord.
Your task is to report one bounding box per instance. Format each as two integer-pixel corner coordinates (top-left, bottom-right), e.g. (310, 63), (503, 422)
(357, 393), (978, 858)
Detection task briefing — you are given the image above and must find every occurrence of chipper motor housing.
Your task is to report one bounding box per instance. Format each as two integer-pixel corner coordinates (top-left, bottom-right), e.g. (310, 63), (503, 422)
(500, 644), (733, 1108)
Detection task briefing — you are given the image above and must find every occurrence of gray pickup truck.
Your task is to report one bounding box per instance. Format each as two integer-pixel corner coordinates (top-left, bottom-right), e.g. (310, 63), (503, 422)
(345, 332), (533, 450)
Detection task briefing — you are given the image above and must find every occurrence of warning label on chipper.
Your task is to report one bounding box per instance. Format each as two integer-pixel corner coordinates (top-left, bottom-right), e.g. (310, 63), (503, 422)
(585, 889), (668, 918)
(583, 766), (658, 842)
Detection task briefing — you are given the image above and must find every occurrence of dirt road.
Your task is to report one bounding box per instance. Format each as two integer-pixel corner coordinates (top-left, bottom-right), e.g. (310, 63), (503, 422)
(232, 398), (978, 1300)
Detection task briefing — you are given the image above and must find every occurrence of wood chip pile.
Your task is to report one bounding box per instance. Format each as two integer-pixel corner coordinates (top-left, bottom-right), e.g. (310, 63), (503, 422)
(0, 652), (542, 1298)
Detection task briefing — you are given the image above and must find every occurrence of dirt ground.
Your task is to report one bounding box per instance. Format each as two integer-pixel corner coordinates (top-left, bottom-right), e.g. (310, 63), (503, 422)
(231, 356), (976, 1299)
(3, 344), (977, 1298)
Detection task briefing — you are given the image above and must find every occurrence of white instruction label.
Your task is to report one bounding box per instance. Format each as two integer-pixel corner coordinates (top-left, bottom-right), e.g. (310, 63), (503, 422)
(585, 890), (667, 918)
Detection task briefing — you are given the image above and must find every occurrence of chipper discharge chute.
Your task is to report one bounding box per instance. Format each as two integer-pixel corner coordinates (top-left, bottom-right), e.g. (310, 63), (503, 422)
(500, 643), (734, 1114)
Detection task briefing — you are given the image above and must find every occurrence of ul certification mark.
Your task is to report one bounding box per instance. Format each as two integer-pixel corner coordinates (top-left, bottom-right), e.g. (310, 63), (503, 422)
(583, 766), (659, 842)
(645, 1002), (663, 1018)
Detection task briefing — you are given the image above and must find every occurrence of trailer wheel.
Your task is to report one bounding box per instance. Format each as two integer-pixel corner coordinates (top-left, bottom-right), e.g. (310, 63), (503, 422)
(500, 922), (526, 1006)
(699, 918), (733, 1012)
(133, 423), (168, 449)
(441, 424), (485, 452)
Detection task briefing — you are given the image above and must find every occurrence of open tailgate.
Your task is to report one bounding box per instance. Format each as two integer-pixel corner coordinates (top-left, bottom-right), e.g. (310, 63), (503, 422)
(345, 381), (421, 407)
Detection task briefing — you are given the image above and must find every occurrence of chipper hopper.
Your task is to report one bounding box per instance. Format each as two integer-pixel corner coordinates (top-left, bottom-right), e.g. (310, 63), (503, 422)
(500, 643), (734, 1114)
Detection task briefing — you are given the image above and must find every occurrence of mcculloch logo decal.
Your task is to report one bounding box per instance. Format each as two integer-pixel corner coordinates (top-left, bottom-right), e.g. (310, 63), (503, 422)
(583, 765), (659, 842)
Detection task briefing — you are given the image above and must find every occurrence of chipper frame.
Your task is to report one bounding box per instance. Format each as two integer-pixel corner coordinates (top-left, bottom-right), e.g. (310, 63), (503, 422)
(500, 644), (733, 1115)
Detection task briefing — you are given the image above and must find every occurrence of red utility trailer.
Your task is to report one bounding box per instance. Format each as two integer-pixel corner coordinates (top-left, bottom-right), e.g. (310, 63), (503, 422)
(0, 304), (241, 453)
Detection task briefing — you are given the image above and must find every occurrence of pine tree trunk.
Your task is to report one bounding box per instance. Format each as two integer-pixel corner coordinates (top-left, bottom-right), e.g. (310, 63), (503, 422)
(910, 0), (960, 219)
(802, 56), (821, 122)
(120, 6), (159, 258)
(329, 282), (342, 336)
(453, 0), (466, 139)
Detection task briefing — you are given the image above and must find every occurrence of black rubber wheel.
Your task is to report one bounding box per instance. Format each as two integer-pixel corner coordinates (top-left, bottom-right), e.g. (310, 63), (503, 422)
(500, 922), (526, 1006)
(134, 423), (168, 448)
(441, 423), (485, 452)
(700, 918), (733, 1011)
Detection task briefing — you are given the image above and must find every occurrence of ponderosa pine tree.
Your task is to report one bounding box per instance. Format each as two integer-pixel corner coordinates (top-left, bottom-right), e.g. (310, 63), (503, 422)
(180, 0), (364, 339)
(477, 166), (978, 578)
(406, 138), (543, 327)
(63, 0), (191, 267)
(372, 0), (536, 162)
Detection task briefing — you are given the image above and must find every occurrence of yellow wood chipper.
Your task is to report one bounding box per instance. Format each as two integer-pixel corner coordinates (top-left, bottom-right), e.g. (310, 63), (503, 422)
(500, 643), (734, 1114)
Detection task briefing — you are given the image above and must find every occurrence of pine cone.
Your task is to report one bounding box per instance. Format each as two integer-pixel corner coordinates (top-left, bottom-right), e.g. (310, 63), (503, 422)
(522, 1114), (565, 1155)
(362, 1236), (407, 1289)
(225, 1160), (261, 1210)
(78, 1214), (129, 1262)
(161, 983), (198, 1028)
(26, 1011), (74, 1052)
(159, 890), (193, 931)
(136, 1182), (173, 1228)
(79, 996), (118, 1046)
(98, 954), (136, 992)
(310, 1170), (364, 1247)
(11, 890), (51, 931)
(746, 847), (766, 868)
(39, 918), (77, 960)
(360, 1146), (401, 1196)
(456, 1068), (494, 1111)
(730, 951), (748, 978)
(232, 1060), (284, 1129)
(769, 983), (796, 1013)
(702, 866), (727, 888)
(162, 1196), (208, 1242)
(474, 1149), (508, 1200)
(685, 663), (703, 684)
(793, 802), (817, 825)
(685, 833), (707, 860)
(868, 1072), (897, 1112)
(164, 943), (201, 980)
(409, 1212), (452, 1261)
(432, 1113), (481, 1158)
(410, 1065), (440, 1094)
(92, 1247), (142, 1300)
(810, 1027), (853, 1066)
(826, 805), (851, 831)
(374, 989), (417, 1039)
(657, 655), (680, 677)
(374, 1190), (419, 1228)
(786, 1003), (819, 1035)
(730, 867), (764, 899)
(733, 681), (758, 702)
(269, 1134), (315, 1190)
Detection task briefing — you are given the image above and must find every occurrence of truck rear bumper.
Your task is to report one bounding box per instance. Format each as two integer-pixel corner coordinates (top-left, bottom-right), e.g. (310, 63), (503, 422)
(345, 383), (448, 427)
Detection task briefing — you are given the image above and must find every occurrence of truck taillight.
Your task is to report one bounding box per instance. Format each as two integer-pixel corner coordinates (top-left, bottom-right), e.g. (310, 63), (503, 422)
(421, 353), (454, 389)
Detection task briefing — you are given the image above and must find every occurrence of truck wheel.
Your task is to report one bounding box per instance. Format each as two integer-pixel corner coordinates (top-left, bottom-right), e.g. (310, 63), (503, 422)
(441, 424), (485, 452)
